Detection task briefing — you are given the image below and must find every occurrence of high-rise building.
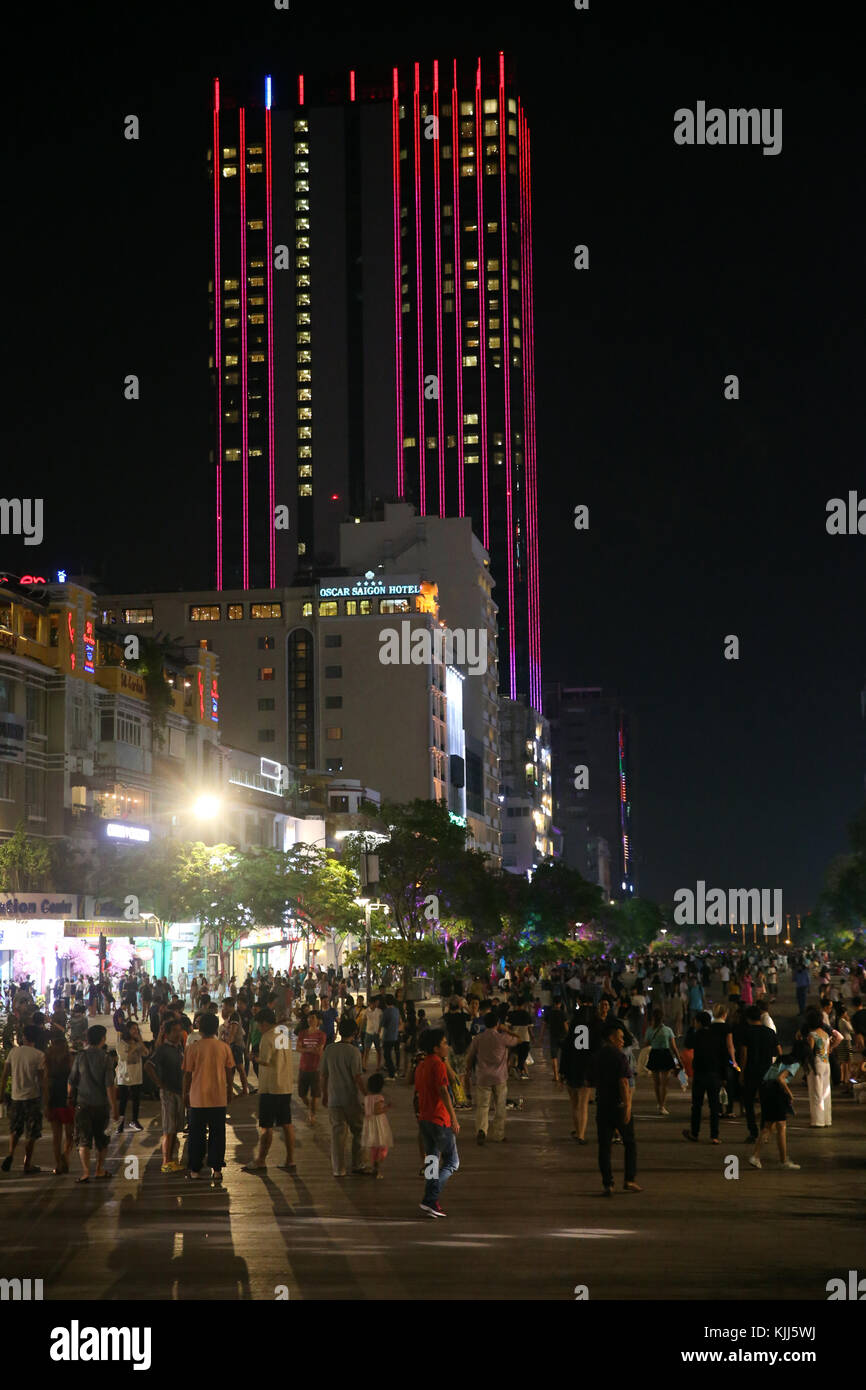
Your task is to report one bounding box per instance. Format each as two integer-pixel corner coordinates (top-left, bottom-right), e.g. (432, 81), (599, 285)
(208, 54), (541, 711)
(544, 685), (636, 897)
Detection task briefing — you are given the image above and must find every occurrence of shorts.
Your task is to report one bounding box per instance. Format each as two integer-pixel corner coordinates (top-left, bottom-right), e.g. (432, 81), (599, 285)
(259, 1092), (293, 1128)
(297, 1071), (321, 1099)
(364, 1034), (381, 1050)
(230, 1044), (245, 1070)
(9, 1098), (43, 1141)
(647, 1049), (676, 1073)
(46, 1106), (75, 1125)
(160, 1090), (185, 1134)
(74, 1104), (110, 1150)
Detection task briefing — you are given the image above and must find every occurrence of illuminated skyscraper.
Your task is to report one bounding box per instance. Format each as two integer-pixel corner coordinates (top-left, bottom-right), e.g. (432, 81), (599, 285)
(209, 54), (541, 708)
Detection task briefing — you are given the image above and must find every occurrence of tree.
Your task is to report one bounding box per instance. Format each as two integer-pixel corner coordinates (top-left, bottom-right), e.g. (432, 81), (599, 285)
(0, 822), (52, 892)
(597, 897), (665, 954)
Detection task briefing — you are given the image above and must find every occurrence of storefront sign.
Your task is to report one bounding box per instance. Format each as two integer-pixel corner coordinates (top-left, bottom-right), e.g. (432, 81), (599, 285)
(105, 822), (151, 843)
(0, 893), (76, 918)
(64, 920), (158, 938)
(0, 713), (26, 763)
(0, 924), (61, 947)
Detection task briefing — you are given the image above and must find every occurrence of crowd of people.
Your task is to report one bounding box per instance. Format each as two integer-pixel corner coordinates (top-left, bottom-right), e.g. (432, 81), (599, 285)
(1, 947), (864, 1216)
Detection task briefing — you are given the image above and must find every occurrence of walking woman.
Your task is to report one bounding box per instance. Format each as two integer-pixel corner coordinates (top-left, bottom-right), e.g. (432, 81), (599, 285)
(116, 1022), (146, 1132)
(43, 1033), (75, 1174)
(557, 1003), (596, 1143)
(802, 1007), (837, 1127)
(644, 1008), (681, 1115)
(748, 1056), (801, 1170)
(835, 1004), (854, 1090)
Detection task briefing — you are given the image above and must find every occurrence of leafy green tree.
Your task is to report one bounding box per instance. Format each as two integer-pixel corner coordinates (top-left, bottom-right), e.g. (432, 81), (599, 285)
(0, 822), (52, 892)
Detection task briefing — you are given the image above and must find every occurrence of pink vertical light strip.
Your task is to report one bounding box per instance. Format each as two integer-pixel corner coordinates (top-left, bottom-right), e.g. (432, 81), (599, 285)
(499, 53), (516, 700)
(474, 59), (489, 550)
(239, 107), (249, 589)
(350, 70), (356, 101)
(432, 60), (446, 516)
(298, 74), (304, 105)
(521, 106), (542, 710)
(392, 68), (405, 497)
(518, 108), (534, 701)
(452, 59), (465, 517)
(213, 81), (223, 589)
(413, 62), (426, 514)
(265, 104), (276, 587)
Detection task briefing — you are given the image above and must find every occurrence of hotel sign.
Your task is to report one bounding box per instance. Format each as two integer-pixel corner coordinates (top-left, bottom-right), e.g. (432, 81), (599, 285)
(318, 573), (422, 599)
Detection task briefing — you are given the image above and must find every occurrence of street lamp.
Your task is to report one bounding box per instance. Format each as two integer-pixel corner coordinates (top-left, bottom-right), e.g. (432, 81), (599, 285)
(192, 794), (221, 820)
(355, 896), (389, 1000)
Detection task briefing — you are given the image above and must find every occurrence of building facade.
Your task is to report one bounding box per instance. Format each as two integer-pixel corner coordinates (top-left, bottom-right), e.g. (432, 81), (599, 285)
(498, 696), (553, 876)
(208, 54), (541, 713)
(544, 684), (636, 897)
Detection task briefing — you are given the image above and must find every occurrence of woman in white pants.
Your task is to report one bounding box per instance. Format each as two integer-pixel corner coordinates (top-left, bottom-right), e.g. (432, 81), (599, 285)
(803, 1008), (838, 1127)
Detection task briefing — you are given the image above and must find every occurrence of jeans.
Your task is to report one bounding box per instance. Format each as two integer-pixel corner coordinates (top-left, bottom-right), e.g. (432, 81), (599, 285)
(188, 1106), (227, 1172)
(743, 1076), (762, 1138)
(117, 1084), (141, 1123)
(419, 1120), (459, 1204)
(596, 1106), (637, 1188)
(689, 1072), (721, 1139)
(383, 1039), (399, 1078)
(474, 1082), (507, 1140)
(328, 1104), (363, 1173)
(796, 986), (808, 1013)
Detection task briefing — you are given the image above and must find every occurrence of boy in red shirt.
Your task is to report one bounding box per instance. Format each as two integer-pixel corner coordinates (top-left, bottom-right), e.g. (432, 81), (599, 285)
(414, 1029), (460, 1218)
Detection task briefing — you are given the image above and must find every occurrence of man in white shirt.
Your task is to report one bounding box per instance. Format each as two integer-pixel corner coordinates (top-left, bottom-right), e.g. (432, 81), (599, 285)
(0, 1027), (46, 1173)
(362, 1000), (383, 1072)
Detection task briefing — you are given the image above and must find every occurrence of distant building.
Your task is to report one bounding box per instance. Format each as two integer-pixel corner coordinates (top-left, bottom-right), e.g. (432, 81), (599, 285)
(498, 696), (552, 876)
(544, 684), (636, 897)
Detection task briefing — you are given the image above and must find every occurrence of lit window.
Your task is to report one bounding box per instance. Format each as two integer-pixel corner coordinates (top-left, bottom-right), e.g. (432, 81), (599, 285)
(298, 445), (312, 458)
(121, 608), (153, 625)
(258, 668), (275, 681)
(296, 218), (310, 230)
(250, 352), (265, 362)
(463, 354), (478, 366)
(298, 464), (312, 476)
(298, 406), (312, 419)
(464, 433), (479, 444)
(359, 600), (372, 615)
(222, 166), (237, 179)
(295, 199), (310, 212)
(487, 258), (500, 272)
(461, 162), (475, 177)
(227, 605), (244, 620)
(296, 275), (311, 287)
(460, 101), (473, 115)
(298, 313), (311, 325)
(298, 427), (312, 440)
(298, 545), (307, 558)
(466, 279), (478, 290)
(249, 313), (265, 324)
(295, 162), (309, 173)
(464, 412), (479, 424)
(297, 369), (312, 382)
(326, 727), (343, 740)
(297, 256), (310, 269)
(345, 601), (358, 615)
(485, 162), (497, 176)
(296, 237), (310, 249)
(487, 221), (498, 233)
(298, 389), (312, 401)
(298, 483), (312, 497)
(189, 605), (221, 621)
(251, 603), (282, 619)
(248, 219), (264, 231)
(488, 336), (501, 348)
(302, 601), (313, 615)
(483, 99), (497, 114)
(511, 277), (520, 290)
(297, 333), (311, 344)
(224, 448), (241, 462)
(223, 278), (239, 290)
(319, 602), (338, 617)
(247, 162), (263, 174)
(249, 276), (264, 288)
(222, 146), (238, 158)
(403, 436), (416, 447)
(465, 453), (479, 462)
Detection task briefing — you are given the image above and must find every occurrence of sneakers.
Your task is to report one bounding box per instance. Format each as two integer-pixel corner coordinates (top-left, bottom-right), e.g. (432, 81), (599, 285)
(127, 1121), (143, 1133)
(781, 1159), (801, 1169)
(115, 1121), (125, 1134)
(161, 1161), (185, 1173)
(419, 1200), (446, 1218)
(749, 1155), (762, 1168)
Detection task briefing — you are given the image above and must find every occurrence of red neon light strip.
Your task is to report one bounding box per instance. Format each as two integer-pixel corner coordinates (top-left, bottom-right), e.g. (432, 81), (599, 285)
(413, 63), (426, 515)
(475, 59), (489, 550)
(350, 70), (356, 101)
(452, 59), (465, 517)
(239, 108), (249, 589)
(499, 54), (516, 700)
(432, 60), (446, 516)
(298, 74), (305, 105)
(213, 82), (223, 589)
(265, 105), (276, 587)
(521, 107), (542, 710)
(519, 108), (538, 710)
(392, 68), (405, 497)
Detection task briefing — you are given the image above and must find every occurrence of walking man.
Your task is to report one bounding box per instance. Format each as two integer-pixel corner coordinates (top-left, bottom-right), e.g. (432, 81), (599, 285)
(241, 1009), (296, 1174)
(463, 1011), (520, 1144)
(68, 1025), (120, 1183)
(144, 1017), (186, 1173)
(0, 1025), (46, 1174)
(416, 1029), (460, 1218)
(381, 994), (401, 1079)
(182, 1012), (235, 1183)
(321, 1015), (369, 1177)
(595, 1022), (641, 1196)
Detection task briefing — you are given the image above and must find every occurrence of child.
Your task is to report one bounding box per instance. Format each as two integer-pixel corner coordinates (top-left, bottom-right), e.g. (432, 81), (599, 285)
(362, 1071), (393, 1178)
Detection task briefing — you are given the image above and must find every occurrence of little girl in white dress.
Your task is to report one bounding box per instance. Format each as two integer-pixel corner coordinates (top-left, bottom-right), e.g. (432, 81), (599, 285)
(362, 1072), (394, 1177)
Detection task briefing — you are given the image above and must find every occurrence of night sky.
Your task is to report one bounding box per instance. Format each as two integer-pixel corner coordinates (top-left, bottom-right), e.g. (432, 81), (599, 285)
(2, 1), (861, 912)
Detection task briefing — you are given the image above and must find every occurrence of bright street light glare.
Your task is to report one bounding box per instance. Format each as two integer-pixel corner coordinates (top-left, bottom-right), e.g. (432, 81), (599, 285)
(193, 794), (221, 819)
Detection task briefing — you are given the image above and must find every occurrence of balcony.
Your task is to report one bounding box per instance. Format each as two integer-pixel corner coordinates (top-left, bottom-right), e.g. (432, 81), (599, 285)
(95, 666), (147, 700)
